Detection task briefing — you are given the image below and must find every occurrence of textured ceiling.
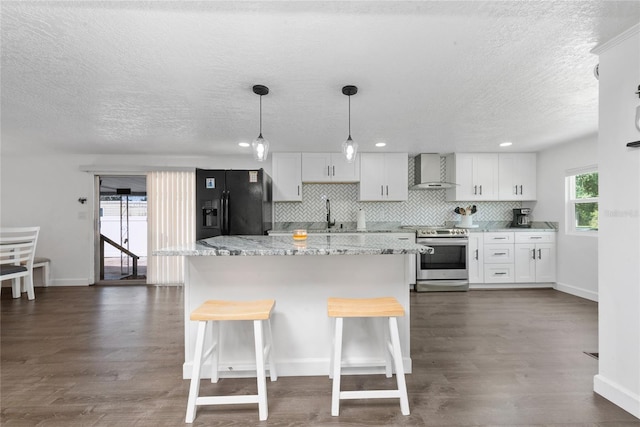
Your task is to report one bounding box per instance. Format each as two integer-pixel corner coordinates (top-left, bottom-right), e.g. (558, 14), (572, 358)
(1, 1), (639, 158)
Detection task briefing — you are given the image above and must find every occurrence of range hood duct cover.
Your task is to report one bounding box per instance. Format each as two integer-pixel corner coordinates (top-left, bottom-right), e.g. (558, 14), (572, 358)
(412, 154), (456, 189)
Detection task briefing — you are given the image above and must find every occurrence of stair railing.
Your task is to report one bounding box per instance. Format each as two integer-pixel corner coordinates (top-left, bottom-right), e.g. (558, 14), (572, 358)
(100, 234), (139, 280)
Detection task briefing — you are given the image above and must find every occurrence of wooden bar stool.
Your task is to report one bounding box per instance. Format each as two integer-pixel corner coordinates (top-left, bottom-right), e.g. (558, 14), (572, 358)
(327, 296), (409, 416)
(185, 299), (277, 423)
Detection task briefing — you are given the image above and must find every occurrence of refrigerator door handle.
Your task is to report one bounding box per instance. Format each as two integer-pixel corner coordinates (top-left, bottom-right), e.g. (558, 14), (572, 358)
(222, 191), (230, 235)
(220, 191), (226, 235)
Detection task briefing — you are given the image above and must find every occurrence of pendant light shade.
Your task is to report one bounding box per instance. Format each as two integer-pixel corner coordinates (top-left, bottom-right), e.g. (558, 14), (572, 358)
(341, 85), (358, 163)
(252, 85), (270, 162)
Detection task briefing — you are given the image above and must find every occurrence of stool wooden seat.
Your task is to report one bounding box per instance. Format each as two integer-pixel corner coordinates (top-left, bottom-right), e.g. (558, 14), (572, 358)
(327, 296), (409, 416)
(186, 299), (277, 423)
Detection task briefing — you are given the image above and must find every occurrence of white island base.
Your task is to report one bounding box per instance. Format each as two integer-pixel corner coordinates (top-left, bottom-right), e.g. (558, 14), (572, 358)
(183, 254), (413, 379)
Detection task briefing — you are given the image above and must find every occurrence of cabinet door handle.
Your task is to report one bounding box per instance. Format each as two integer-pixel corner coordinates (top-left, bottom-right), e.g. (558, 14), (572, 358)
(520, 185), (523, 194)
(474, 185), (477, 195)
(386, 185), (389, 196)
(532, 249), (536, 260)
(297, 185), (300, 196)
(515, 185), (518, 195)
(494, 252), (507, 256)
(332, 165), (335, 176)
(479, 185), (483, 195)
(538, 249), (542, 259)
(494, 237), (507, 240)
(381, 185), (384, 196)
(495, 272), (507, 276)
(475, 249), (479, 260)
(327, 166), (330, 177)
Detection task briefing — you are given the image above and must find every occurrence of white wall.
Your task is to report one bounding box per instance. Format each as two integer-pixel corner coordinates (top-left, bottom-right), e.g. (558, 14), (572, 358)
(592, 24), (640, 419)
(534, 135), (599, 301)
(0, 153), (270, 285)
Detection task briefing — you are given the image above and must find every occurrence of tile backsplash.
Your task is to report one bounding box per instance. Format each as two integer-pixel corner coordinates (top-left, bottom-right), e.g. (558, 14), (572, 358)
(274, 156), (522, 225)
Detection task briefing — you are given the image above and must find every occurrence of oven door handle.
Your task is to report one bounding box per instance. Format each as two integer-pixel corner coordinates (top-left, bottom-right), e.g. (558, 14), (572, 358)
(417, 238), (469, 245)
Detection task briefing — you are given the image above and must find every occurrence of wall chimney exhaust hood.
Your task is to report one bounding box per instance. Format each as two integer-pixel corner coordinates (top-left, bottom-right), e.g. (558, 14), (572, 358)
(411, 154), (456, 189)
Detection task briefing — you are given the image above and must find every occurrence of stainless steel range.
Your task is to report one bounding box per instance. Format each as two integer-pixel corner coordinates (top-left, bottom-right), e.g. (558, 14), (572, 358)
(404, 226), (469, 292)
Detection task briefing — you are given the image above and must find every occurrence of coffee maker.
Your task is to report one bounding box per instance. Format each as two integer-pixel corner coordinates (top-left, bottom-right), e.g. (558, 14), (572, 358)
(512, 208), (532, 228)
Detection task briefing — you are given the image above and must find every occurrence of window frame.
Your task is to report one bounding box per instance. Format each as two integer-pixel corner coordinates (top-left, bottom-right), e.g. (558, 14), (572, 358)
(565, 165), (598, 236)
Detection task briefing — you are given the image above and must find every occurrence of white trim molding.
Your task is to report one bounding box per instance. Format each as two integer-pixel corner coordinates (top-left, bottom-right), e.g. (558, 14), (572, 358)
(591, 23), (640, 55)
(594, 374), (640, 419)
(554, 281), (598, 302)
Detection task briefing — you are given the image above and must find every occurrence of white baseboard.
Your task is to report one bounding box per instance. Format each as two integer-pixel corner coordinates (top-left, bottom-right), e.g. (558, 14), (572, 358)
(594, 374), (640, 419)
(49, 279), (91, 286)
(469, 283), (553, 290)
(554, 281), (598, 302)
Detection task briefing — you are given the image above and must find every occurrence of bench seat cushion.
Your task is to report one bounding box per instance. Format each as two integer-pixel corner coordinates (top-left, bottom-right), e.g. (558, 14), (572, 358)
(1, 265), (28, 275)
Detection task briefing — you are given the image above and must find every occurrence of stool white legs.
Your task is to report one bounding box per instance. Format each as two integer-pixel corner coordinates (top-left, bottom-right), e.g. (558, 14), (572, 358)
(186, 321), (207, 423)
(185, 318), (276, 423)
(330, 316), (410, 416)
(264, 317), (278, 382)
(388, 317), (410, 415)
(253, 319), (268, 421)
(330, 317), (343, 415)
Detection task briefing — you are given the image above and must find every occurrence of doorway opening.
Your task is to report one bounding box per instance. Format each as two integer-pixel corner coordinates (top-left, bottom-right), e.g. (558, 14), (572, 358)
(97, 176), (147, 284)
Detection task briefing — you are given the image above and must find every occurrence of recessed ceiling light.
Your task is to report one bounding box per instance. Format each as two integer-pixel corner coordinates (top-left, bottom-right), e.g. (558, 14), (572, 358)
(500, 141), (513, 147)
(375, 142), (386, 147)
(238, 142), (250, 148)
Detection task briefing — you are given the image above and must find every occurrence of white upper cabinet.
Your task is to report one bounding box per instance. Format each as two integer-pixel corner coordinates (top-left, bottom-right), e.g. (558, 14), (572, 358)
(359, 153), (408, 201)
(301, 153), (360, 183)
(445, 153), (499, 201)
(446, 152), (537, 201)
(272, 153), (302, 202)
(498, 153), (537, 200)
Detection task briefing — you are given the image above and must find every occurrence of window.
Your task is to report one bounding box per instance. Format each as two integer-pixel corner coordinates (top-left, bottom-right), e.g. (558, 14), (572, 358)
(566, 166), (598, 235)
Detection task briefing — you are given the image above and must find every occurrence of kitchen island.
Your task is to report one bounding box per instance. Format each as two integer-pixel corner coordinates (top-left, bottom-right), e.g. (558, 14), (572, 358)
(154, 234), (427, 379)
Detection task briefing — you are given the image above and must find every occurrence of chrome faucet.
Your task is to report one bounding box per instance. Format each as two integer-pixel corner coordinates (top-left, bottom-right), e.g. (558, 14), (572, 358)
(326, 198), (336, 228)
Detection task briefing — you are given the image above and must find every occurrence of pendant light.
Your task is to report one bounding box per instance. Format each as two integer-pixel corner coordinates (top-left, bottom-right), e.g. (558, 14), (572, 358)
(341, 85), (358, 163)
(251, 84), (270, 162)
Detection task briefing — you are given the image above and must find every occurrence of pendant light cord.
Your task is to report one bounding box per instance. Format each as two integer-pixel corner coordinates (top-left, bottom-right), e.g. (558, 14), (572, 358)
(348, 95), (351, 138)
(259, 95), (263, 137)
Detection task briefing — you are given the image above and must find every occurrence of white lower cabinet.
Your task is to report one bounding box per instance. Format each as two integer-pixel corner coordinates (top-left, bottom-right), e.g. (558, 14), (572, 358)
(514, 233), (556, 283)
(480, 231), (556, 285)
(467, 233), (484, 283)
(483, 232), (514, 283)
(484, 264), (515, 283)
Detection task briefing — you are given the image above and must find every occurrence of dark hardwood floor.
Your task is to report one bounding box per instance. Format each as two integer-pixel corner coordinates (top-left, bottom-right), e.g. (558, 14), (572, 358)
(2, 286), (639, 426)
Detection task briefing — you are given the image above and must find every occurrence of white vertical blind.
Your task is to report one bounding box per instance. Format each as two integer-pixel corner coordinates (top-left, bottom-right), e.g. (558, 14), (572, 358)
(147, 171), (194, 285)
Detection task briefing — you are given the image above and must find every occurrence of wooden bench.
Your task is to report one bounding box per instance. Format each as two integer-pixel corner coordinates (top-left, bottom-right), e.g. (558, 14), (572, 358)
(32, 257), (51, 286)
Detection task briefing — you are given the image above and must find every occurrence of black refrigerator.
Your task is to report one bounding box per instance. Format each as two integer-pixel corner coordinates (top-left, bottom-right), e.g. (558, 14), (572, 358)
(195, 168), (272, 240)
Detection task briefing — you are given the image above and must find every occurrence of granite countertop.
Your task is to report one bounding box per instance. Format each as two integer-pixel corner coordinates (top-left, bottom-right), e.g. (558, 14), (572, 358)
(449, 221), (559, 232)
(269, 221), (405, 234)
(153, 234), (427, 257)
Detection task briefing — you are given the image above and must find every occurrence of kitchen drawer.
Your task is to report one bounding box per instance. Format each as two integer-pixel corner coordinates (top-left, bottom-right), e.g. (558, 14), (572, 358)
(515, 232), (556, 243)
(483, 232), (514, 243)
(483, 244), (514, 263)
(484, 264), (514, 283)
